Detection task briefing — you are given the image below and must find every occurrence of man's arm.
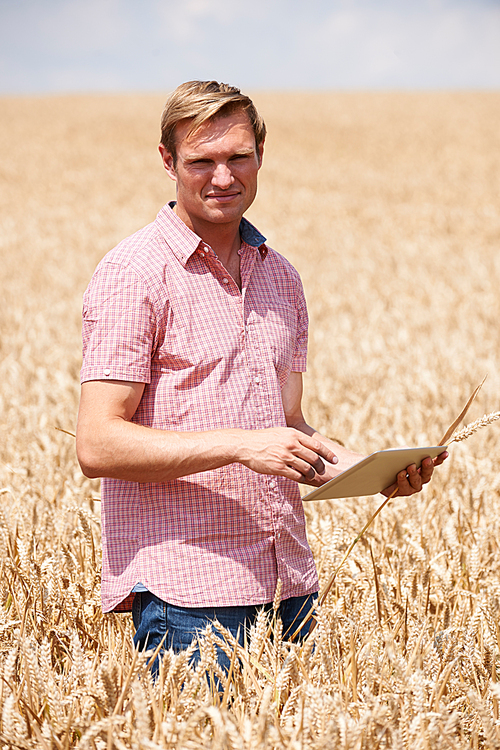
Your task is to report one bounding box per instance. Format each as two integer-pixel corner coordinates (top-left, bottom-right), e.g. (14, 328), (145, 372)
(76, 379), (339, 484)
(281, 372), (447, 496)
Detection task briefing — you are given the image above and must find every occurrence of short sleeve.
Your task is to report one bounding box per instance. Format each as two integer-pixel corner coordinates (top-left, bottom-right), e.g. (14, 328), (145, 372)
(80, 262), (157, 384)
(291, 274), (308, 372)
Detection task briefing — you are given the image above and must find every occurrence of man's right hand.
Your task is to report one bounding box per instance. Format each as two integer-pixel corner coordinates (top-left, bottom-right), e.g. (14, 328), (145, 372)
(236, 427), (339, 485)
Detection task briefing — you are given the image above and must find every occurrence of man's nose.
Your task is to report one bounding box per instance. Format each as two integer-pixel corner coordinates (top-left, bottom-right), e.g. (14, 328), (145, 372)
(211, 163), (234, 189)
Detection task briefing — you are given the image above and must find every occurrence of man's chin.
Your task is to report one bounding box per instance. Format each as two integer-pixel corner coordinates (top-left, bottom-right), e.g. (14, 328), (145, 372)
(203, 203), (245, 222)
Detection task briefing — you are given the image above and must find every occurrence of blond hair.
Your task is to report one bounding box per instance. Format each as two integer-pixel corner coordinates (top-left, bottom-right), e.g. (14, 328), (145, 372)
(160, 80), (266, 164)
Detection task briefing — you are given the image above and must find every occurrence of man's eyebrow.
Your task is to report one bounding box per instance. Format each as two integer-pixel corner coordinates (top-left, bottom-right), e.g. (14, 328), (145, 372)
(183, 153), (211, 161)
(184, 148), (255, 161)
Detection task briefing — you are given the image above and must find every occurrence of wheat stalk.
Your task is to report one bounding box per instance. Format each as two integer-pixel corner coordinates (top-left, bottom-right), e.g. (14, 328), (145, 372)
(438, 377), (487, 445)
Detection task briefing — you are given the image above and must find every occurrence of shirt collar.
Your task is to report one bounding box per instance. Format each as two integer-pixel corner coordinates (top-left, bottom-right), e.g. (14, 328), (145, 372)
(239, 217), (268, 258)
(156, 202), (268, 265)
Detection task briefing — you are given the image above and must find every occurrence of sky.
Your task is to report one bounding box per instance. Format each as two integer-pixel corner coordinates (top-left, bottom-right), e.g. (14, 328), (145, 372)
(0, 0), (499, 94)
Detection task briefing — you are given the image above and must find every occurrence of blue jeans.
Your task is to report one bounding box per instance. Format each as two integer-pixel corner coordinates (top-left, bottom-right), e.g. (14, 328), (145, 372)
(132, 592), (317, 676)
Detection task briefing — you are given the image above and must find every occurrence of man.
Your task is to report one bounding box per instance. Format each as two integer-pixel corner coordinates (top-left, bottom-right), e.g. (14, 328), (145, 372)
(76, 80), (445, 665)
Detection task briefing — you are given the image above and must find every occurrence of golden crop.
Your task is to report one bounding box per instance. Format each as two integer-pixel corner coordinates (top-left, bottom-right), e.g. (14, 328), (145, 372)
(0, 92), (499, 748)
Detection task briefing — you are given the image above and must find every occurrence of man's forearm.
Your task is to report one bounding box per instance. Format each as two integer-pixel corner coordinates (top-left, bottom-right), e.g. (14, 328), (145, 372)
(77, 379), (338, 485)
(76, 415), (338, 485)
(76, 417), (245, 482)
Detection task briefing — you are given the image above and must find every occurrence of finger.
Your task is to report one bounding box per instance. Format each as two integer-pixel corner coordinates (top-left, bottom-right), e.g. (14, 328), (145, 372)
(433, 451), (449, 466)
(289, 456), (325, 480)
(316, 442), (338, 465)
(292, 442), (329, 475)
(284, 464), (329, 486)
(406, 463), (423, 491)
(395, 467), (418, 496)
(281, 464), (311, 483)
(296, 468), (331, 487)
(419, 457), (434, 484)
(306, 454), (326, 476)
(299, 436), (338, 466)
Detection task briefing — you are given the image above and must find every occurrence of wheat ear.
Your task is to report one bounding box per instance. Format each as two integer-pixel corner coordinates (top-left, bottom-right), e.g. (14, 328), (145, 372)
(448, 411), (500, 444)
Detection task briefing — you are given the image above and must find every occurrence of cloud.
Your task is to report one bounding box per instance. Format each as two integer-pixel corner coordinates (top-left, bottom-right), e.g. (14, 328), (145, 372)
(1, 0), (131, 55)
(305, 0), (500, 87)
(0, 0), (499, 93)
(154, 0), (246, 41)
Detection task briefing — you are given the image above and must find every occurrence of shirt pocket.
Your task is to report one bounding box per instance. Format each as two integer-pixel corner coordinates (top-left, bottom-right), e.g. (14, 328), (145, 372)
(257, 300), (298, 386)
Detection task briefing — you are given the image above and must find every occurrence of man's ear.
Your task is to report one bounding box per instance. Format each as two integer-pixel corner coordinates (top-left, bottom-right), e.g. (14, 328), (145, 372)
(158, 144), (177, 181)
(257, 140), (265, 167)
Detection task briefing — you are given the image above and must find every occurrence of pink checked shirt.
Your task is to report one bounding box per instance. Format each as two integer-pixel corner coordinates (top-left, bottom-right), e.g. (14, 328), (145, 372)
(81, 203), (319, 612)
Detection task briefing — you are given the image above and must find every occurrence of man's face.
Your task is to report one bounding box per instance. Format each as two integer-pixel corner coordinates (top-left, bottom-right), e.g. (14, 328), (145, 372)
(159, 110), (264, 234)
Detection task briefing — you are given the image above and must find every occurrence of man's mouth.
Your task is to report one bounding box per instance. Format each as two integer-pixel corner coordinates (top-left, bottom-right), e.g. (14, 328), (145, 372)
(206, 192), (239, 203)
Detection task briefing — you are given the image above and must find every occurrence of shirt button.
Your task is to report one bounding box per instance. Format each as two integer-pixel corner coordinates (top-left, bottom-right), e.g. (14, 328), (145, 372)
(269, 480), (276, 489)
(104, 368), (111, 377)
(222, 278), (229, 284)
(254, 376), (260, 384)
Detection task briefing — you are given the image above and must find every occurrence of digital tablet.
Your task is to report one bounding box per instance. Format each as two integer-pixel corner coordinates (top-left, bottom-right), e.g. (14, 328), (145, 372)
(302, 445), (447, 501)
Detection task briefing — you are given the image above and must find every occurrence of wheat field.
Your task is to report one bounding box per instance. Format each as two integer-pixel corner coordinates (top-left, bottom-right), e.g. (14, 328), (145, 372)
(1, 91), (500, 748)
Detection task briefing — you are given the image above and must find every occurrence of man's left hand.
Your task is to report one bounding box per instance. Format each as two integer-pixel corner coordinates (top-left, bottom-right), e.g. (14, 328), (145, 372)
(382, 451), (449, 497)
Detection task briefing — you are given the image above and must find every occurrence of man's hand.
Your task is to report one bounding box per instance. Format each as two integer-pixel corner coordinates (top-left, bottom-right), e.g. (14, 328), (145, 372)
(382, 451), (449, 497)
(237, 427), (338, 485)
